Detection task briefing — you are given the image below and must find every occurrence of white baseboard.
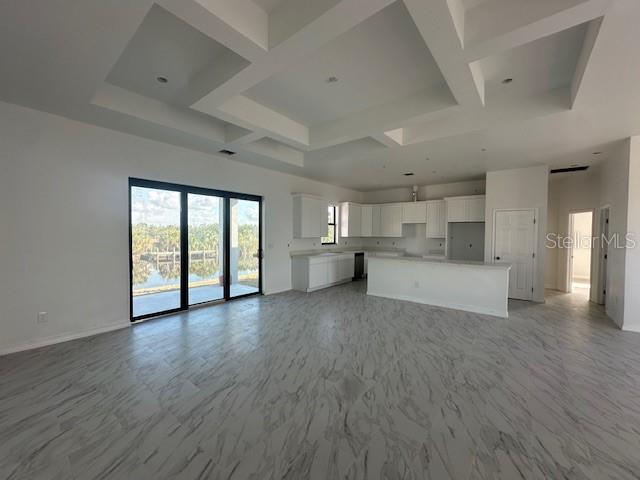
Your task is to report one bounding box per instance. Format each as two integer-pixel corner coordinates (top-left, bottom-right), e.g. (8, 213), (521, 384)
(264, 287), (292, 295)
(0, 322), (130, 356)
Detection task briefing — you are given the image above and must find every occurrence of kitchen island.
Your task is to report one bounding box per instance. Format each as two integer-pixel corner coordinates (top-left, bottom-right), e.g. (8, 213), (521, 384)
(367, 256), (511, 318)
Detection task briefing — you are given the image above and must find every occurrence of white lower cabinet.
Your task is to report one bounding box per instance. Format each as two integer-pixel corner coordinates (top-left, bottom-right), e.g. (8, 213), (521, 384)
(308, 262), (327, 289)
(292, 253), (355, 292)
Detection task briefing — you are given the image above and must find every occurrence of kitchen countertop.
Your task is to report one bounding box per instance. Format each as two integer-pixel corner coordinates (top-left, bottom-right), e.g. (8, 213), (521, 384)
(289, 247), (404, 258)
(368, 255), (511, 269)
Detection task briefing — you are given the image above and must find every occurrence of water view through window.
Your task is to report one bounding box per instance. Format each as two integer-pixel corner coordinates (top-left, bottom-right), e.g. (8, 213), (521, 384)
(131, 186), (182, 317)
(230, 198), (260, 297)
(188, 193), (224, 304)
(130, 180), (262, 319)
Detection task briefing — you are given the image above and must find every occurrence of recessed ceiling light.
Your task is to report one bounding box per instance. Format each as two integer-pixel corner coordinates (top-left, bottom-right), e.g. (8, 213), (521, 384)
(501, 78), (513, 84)
(326, 76), (339, 84)
(592, 151), (602, 155)
(403, 172), (415, 176)
(156, 76), (168, 84)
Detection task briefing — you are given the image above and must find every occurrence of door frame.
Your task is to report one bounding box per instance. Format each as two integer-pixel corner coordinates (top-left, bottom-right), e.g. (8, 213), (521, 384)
(596, 206), (610, 305)
(565, 209), (595, 295)
(491, 208), (538, 301)
(129, 178), (263, 322)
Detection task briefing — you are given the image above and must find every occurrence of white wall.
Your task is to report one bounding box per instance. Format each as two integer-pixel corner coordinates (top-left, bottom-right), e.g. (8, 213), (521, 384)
(623, 136), (640, 331)
(361, 180), (485, 204)
(545, 170), (601, 297)
(599, 140), (630, 328)
(484, 165), (549, 302)
(0, 101), (364, 353)
(360, 180), (486, 255)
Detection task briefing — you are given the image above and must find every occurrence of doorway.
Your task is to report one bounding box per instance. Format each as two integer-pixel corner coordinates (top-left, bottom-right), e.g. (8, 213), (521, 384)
(129, 178), (262, 321)
(567, 211), (594, 298)
(493, 209), (537, 300)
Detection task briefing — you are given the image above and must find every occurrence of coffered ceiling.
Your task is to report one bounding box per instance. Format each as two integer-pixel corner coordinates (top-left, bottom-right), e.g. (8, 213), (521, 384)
(1, 0), (639, 191)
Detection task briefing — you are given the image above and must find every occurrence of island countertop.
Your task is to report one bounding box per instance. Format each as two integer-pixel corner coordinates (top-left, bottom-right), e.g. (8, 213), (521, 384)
(368, 255), (511, 269)
(367, 255), (510, 318)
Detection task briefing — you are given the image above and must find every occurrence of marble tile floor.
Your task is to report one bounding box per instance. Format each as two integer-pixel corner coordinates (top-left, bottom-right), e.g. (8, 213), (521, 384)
(2, 281), (640, 479)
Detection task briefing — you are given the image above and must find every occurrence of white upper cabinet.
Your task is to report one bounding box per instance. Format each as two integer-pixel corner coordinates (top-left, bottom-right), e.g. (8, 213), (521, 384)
(445, 197), (467, 222)
(380, 204), (403, 237)
(360, 204), (373, 237)
(371, 205), (382, 236)
(445, 195), (485, 223)
(402, 201), (427, 223)
(466, 196), (485, 222)
(292, 194), (329, 238)
(340, 202), (362, 237)
(426, 200), (446, 238)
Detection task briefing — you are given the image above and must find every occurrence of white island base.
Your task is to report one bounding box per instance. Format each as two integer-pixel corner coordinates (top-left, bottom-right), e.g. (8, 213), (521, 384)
(367, 256), (511, 318)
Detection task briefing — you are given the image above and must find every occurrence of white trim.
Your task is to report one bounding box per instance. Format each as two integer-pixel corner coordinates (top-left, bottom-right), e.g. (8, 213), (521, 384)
(596, 205), (611, 305)
(491, 208), (538, 301)
(0, 322), (130, 356)
(264, 287), (292, 295)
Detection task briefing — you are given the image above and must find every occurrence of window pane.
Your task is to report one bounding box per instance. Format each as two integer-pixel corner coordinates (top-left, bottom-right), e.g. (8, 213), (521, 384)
(322, 224), (335, 244)
(328, 205), (335, 223)
(131, 186), (181, 317)
(188, 194), (224, 305)
(230, 198), (260, 297)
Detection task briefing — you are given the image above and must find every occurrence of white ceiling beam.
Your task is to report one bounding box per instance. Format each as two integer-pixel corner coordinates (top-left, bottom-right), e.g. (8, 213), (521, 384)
(383, 129), (405, 146)
(92, 83), (227, 142)
(402, 87), (571, 145)
(157, 0), (268, 62)
(213, 95), (309, 149)
(268, 0), (341, 48)
(243, 138), (304, 167)
(310, 84), (459, 149)
(226, 126), (265, 146)
(571, 16), (604, 107)
(92, 84), (303, 168)
(403, 0), (486, 107)
(464, 0), (612, 62)
(190, 0), (396, 111)
(176, 49), (250, 106)
(370, 132), (402, 148)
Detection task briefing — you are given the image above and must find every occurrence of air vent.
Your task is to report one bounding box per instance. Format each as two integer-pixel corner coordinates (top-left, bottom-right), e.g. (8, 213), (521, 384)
(550, 166), (589, 174)
(218, 149), (236, 156)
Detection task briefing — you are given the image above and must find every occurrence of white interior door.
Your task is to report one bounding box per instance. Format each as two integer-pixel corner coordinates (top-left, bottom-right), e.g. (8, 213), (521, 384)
(494, 210), (536, 300)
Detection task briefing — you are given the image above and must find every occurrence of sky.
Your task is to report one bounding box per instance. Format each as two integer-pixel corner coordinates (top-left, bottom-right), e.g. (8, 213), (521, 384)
(131, 187), (258, 226)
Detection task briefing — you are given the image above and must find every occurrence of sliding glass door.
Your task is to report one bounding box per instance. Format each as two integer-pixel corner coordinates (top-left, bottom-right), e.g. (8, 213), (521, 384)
(130, 185), (182, 318)
(188, 193), (225, 305)
(230, 198), (261, 298)
(129, 179), (262, 321)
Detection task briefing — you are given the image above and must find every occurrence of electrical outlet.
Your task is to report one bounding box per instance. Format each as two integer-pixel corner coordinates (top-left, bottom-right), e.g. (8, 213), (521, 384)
(37, 312), (48, 324)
